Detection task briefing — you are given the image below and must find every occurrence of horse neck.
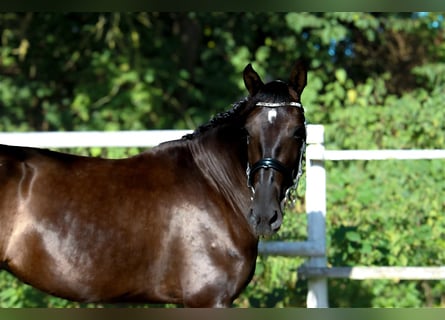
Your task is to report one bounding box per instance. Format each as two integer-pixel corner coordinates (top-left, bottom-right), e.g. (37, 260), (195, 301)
(187, 126), (251, 215)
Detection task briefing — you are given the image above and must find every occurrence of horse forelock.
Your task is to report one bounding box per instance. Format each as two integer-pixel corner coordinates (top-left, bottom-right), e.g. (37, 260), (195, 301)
(253, 80), (297, 104)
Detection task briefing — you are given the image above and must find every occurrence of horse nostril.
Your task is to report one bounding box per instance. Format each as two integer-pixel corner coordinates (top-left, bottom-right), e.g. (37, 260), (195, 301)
(270, 210), (283, 231)
(269, 210), (278, 225)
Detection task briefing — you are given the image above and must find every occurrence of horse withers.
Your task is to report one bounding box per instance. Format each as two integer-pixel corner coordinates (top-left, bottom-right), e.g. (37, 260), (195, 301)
(0, 60), (307, 307)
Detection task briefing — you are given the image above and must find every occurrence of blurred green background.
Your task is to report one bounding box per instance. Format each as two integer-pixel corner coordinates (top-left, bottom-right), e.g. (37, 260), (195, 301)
(0, 12), (444, 307)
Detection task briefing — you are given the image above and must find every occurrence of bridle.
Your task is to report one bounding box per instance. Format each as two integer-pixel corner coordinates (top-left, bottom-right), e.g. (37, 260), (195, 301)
(246, 101), (306, 207)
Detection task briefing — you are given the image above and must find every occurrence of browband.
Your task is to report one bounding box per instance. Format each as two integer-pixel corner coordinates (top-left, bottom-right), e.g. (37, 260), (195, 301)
(256, 101), (302, 108)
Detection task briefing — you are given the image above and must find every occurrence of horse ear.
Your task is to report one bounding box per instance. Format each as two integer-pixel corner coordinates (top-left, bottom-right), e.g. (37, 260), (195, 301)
(243, 63), (264, 96)
(288, 59), (308, 97)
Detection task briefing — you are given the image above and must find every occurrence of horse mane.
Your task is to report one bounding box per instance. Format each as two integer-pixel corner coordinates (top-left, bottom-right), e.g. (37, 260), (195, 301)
(182, 97), (250, 140)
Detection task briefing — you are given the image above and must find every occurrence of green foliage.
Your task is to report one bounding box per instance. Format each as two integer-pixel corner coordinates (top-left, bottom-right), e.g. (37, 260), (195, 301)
(1, 12), (445, 308)
(0, 272), (79, 307)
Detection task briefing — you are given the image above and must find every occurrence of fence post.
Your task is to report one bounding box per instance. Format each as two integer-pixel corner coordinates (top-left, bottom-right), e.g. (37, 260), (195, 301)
(304, 125), (328, 308)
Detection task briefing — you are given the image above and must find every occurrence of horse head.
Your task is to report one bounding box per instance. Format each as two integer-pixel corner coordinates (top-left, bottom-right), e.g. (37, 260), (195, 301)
(243, 60), (307, 237)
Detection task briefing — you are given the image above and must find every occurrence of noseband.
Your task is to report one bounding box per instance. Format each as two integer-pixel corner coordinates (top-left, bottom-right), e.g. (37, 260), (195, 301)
(247, 157), (293, 188)
(246, 101), (306, 205)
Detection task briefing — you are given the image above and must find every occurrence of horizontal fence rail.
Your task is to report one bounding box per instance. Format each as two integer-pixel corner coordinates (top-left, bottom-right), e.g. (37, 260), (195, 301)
(320, 149), (445, 161)
(258, 241), (325, 257)
(0, 130), (193, 148)
(298, 266), (445, 280)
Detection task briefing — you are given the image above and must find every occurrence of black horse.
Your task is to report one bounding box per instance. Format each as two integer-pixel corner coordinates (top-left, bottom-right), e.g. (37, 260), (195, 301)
(0, 60), (307, 307)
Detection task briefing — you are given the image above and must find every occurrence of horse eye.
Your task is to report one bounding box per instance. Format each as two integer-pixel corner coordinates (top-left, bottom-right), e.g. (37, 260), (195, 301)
(293, 127), (306, 139)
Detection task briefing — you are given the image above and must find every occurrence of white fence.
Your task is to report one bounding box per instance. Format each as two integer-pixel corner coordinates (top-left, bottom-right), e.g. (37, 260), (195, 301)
(298, 125), (445, 307)
(1, 126), (445, 308)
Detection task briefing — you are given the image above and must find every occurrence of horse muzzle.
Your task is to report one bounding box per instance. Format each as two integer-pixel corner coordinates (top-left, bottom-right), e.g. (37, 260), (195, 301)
(249, 186), (283, 237)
